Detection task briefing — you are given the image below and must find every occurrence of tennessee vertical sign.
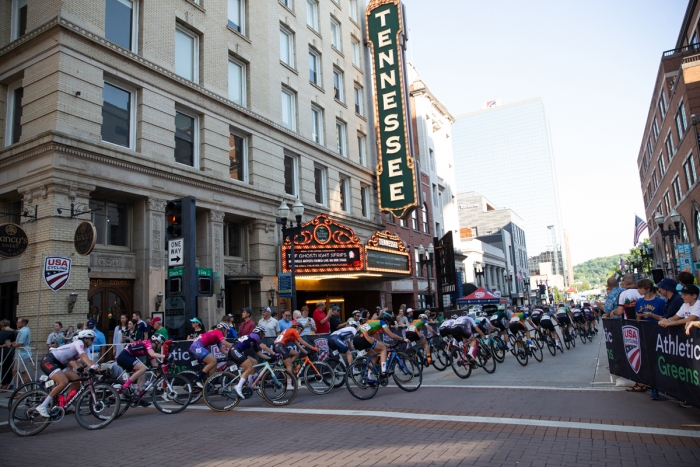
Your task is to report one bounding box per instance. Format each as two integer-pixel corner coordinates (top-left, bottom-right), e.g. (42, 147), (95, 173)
(366, 0), (417, 218)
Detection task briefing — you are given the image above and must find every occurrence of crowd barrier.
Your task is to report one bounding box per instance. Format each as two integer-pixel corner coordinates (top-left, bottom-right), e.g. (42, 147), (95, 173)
(603, 319), (700, 407)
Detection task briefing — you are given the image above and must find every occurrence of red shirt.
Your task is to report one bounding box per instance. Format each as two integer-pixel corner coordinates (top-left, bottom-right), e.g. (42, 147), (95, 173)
(313, 308), (330, 334)
(239, 319), (255, 337)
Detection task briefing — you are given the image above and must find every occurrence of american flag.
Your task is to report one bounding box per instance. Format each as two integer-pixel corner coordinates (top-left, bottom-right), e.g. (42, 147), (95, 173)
(619, 257), (627, 273)
(633, 215), (648, 245)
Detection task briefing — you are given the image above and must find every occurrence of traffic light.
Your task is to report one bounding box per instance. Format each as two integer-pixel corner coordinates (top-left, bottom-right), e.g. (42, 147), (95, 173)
(169, 276), (182, 295)
(166, 199), (183, 239)
(198, 276), (212, 295)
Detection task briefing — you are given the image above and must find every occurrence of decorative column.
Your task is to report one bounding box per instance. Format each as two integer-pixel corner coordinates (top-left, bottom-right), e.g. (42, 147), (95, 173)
(248, 219), (277, 318)
(197, 210), (225, 328)
(139, 198), (167, 320)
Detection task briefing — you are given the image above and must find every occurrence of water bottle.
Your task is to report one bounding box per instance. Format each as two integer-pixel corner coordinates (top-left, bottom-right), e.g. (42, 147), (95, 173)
(67, 389), (77, 402)
(57, 395), (66, 408)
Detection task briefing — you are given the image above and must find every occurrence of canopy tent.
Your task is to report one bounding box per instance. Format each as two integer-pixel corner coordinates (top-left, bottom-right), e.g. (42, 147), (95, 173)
(457, 287), (502, 306)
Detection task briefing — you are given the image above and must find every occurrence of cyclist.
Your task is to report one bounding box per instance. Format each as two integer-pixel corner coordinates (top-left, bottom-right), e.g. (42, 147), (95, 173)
(555, 304), (574, 344)
(405, 313), (434, 364)
(571, 305), (587, 334)
(353, 311), (408, 379)
(509, 308), (537, 349)
(530, 307), (543, 334)
(489, 307), (512, 349)
(189, 322), (234, 387)
(582, 302), (598, 335)
(329, 321), (359, 365)
(438, 315), (457, 345)
(36, 330), (98, 417)
(450, 312), (486, 359)
(273, 321), (317, 389)
(117, 334), (167, 402)
(229, 325), (277, 398)
(539, 308), (563, 351)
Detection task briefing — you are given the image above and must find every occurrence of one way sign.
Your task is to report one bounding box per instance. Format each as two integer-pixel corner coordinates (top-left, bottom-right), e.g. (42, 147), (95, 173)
(168, 239), (184, 267)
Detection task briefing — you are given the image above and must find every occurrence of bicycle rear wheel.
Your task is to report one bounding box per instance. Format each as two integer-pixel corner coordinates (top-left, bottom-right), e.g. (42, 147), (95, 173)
(450, 349), (472, 379)
(177, 370), (203, 404)
(152, 375), (192, 414)
(345, 360), (379, 400)
(432, 347), (449, 371)
(546, 334), (557, 356)
(325, 358), (347, 389)
(490, 337), (506, 363)
(260, 369), (297, 406)
(478, 345), (496, 374)
(202, 371), (241, 412)
(75, 383), (120, 430)
(533, 329), (545, 349)
(392, 353), (422, 391)
(9, 389), (50, 437)
(514, 339), (528, 366)
(7, 381), (44, 410)
(530, 341), (544, 362)
(303, 361), (335, 395)
(563, 330), (571, 350)
(579, 326), (587, 344)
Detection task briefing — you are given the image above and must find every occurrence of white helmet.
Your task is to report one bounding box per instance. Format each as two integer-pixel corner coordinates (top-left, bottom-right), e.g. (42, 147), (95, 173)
(77, 329), (96, 340)
(216, 322), (231, 331)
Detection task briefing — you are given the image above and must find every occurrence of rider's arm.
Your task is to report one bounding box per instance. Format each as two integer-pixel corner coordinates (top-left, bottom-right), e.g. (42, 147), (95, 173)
(475, 326), (486, 338)
(79, 352), (96, 368)
(147, 349), (165, 359)
(219, 337), (233, 349)
(384, 327), (407, 342)
(297, 338), (316, 350)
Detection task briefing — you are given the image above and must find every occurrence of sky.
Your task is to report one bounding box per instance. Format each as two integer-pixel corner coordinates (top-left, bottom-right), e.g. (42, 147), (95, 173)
(401, 0), (689, 265)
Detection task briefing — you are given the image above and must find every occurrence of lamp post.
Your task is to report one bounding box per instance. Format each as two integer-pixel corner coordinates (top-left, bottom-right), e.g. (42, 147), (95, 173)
(639, 243), (654, 276)
(473, 261), (484, 287)
(503, 270), (513, 298)
(417, 243), (435, 308)
(654, 210), (680, 279)
(277, 199), (304, 312)
(268, 288), (276, 307)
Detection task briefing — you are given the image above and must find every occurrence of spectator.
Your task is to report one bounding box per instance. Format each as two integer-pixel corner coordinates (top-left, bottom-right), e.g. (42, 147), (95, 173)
(659, 284), (700, 328)
(298, 306), (316, 336)
(635, 279), (665, 322)
(113, 314), (128, 358)
(293, 310), (302, 320)
(395, 308), (409, 327)
(220, 314), (237, 339)
(372, 306), (381, 319)
(279, 311), (293, 332)
(12, 317), (33, 385)
(657, 278), (684, 319)
(329, 306), (342, 332)
(615, 274), (642, 319)
(188, 317), (204, 340)
(132, 311), (149, 340)
(45, 321), (65, 350)
(0, 319), (16, 390)
(258, 307), (280, 346)
(601, 277), (624, 318)
(122, 319), (138, 344)
(347, 310), (361, 328)
(76, 322), (84, 333)
(239, 308), (255, 337)
(65, 325), (75, 340)
(406, 307), (414, 322)
(152, 317), (169, 340)
(86, 319), (106, 362)
(677, 270), (695, 290)
(313, 301), (331, 334)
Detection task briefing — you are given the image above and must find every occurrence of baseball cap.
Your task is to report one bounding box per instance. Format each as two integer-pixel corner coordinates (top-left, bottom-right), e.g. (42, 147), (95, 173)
(242, 307), (253, 314)
(681, 284), (700, 296)
(406, 308), (413, 313)
(352, 309), (361, 315)
(190, 317), (202, 325)
(86, 319), (96, 329)
(331, 305), (340, 311)
(261, 307), (271, 313)
(656, 278), (677, 292)
(151, 317), (162, 324)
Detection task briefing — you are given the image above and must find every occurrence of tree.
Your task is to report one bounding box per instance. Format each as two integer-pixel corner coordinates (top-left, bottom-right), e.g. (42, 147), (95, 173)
(553, 286), (564, 303)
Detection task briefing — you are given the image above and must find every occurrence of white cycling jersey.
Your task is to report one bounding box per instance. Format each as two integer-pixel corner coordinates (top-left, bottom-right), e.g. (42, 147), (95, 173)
(49, 340), (86, 364)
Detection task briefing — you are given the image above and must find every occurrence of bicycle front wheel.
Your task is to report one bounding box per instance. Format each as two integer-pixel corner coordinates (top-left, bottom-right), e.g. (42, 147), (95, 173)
(432, 346), (449, 371)
(325, 358), (347, 388)
(75, 383), (121, 430)
(345, 360), (379, 400)
(478, 345), (496, 374)
(202, 372), (241, 412)
(514, 340), (528, 366)
(152, 375), (192, 414)
(177, 370), (203, 404)
(7, 381), (44, 410)
(392, 353), (422, 391)
(490, 337), (506, 363)
(9, 389), (50, 437)
(579, 327), (587, 344)
(260, 369), (298, 406)
(563, 330), (571, 350)
(530, 342), (544, 362)
(303, 361), (335, 395)
(546, 334), (557, 356)
(450, 349), (472, 379)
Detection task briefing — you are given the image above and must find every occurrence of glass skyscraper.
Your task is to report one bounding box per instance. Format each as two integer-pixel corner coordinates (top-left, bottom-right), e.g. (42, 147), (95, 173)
(452, 98), (567, 280)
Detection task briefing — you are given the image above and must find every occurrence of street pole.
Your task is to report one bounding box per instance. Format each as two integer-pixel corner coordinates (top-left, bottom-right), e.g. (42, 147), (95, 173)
(290, 232), (297, 312)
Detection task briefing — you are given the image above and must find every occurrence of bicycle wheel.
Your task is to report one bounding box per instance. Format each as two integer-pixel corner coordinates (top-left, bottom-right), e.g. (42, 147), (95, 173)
(533, 329), (545, 349)
(450, 348), (472, 379)
(514, 339), (528, 366)
(202, 371), (241, 412)
(587, 329), (595, 342)
(563, 330), (571, 350)
(546, 334), (557, 356)
(490, 337), (506, 363)
(260, 369), (297, 406)
(303, 361), (335, 395)
(345, 359), (379, 400)
(152, 375), (192, 414)
(325, 358), (347, 389)
(530, 341), (544, 362)
(177, 370), (203, 404)
(432, 347), (449, 371)
(7, 381), (44, 410)
(478, 345), (496, 374)
(74, 383), (120, 430)
(392, 353), (422, 392)
(9, 389), (50, 437)
(579, 327), (587, 344)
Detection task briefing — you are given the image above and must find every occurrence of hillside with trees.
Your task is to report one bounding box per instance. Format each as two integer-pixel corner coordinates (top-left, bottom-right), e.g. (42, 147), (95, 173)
(573, 254), (627, 290)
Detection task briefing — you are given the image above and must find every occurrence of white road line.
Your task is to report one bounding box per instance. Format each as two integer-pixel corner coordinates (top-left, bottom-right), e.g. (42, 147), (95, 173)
(419, 384), (623, 391)
(0, 421), (7, 427)
(183, 405), (700, 438)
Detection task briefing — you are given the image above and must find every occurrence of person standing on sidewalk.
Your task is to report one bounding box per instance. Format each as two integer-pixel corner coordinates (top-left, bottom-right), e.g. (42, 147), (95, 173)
(239, 308), (256, 337)
(313, 301), (331, 334)
(12, 317), (34, 385)
(0, 320), (16, 390)
(656, 278), (684, 319)
(257, 307), (280, 347)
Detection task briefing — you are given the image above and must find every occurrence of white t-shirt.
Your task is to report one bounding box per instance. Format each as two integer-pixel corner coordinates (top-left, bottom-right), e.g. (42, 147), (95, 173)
(50, 340), (86, 364)
(675, 301), (700, 319)
(618, 288), (643, 309)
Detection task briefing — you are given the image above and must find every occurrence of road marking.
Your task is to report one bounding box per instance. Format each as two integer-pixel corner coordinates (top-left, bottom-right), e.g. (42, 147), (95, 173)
(0, 421), (7, 427)
(420, 384), (624, 391)
(183, 405), (700, 437)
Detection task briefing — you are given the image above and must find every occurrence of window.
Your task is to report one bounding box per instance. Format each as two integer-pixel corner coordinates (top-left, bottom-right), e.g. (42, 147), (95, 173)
(357, 133), (367, 166)
(281, 88), (296, 131)
(175, 26), (198, 82)
(681, 222), (689, 243)
(284, 155), (298, 196)
(663, 192), (671, 214)
(311, 105), (324, 144)
(5, 82), (23, 147)
(280, 26), (294, 67)
(386, 213), (394, 223)
(422, 205), (429, 233)
(174, 110), (198, 167)
(306, 0), (319, 31)
(672, 176), (683, 204)
(228, 58), (246, 106)
(351, 38), (362, 69)
(399, 216), (407, 228)
(349, 0), (359, 22)
(314, 166), (327, 204)
(11, 0), (27, 41)
(354, 85), (364, 115)
(652, 170), (658, 191)
(228, 0), (245, 33)
(224, 221), (243, 257)
(339, 177), (350, 212)
(665, 133), (675, 159)
(676, 101), (689, 139)
(657, 153), (666, 175)
(429, 148), (435, 171)
(101, 81), (135, 149)
(333, 69), (344, 102)
(309, 49), (321, 85)
(229, 132), (247, 182)
(432, 184), (438, 206)
(652, 119), (659, 141)
(105, 0), (136, 51)
(279, 0), (292, 8)
(411, 209), (419, 230)
(684, 155), (697, 188)
(647, 182), (652, 199)
(361, 185), (370, 218)
(89, 199), (129, 247)
(336, 120), (347, 156)
(692, 32), (699, 49)
(658, 91), (667, 118)
(330, 18), (342, 51)
(646, 138), (653, 159)
(696, 211), (700, 242)
(438, 192), (443, 211)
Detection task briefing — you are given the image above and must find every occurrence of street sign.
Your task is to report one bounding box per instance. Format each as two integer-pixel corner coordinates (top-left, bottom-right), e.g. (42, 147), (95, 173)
(168, 239), (184, 266)
(169, 267), (183, 278)
(278, 272), (292, 298)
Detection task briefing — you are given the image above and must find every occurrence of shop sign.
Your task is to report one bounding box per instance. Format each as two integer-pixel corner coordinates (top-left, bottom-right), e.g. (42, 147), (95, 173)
(74, 221), (96, 256)
(675, 243), (694, 274)
(366, 0), (417, 218)
(44, 256), (72, 291)
(282, 214), (364, 274)
(365, 229), (410, 274)
(0, 223), (28, 258)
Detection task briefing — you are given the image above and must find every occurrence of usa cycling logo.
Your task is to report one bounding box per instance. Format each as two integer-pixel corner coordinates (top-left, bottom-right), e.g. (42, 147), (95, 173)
(622, 325), (641, 373)
(314, 338), (329, 361)
(44, 256), (72, 291)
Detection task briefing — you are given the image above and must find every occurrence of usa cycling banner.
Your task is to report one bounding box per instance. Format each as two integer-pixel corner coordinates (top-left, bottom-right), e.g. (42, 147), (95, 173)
(603, 319), (700, 407)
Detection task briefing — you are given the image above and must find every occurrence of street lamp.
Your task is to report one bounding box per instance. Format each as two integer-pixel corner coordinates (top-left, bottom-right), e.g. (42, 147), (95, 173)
(417, 244), (435, 308)
(268, 288), (276, 307)
(654, 210), (680, 279)
(277, 199), (304, 311)
(503, 270), (513, 297)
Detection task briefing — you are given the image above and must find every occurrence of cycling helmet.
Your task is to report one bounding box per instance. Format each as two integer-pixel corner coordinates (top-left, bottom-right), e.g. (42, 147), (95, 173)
(348, 321), (359, 329)
(451, 314), (458, 319)
(352, 309), (361, 316)
(418, 313), (428, 321)
(77, 329), (96, 340)
(216, 322), (231, 331)
(252, 325), (266, 336)
(461, 311), (468, 316)
(151, 334), (166, 345)
(381, 311), (392, 321)
(291, 320), (303, 329)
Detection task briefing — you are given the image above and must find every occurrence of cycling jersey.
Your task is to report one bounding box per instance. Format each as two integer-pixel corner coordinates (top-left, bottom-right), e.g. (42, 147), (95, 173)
(490, 311), (507, 322)
(275, 328), (302, 345)
(49, 340), (86, 364)
(331, 326), (357, 340)
(530, 309), (543, 324)
(124, 340), (153, 358)
(406, 319), (427, 332)
(452, 316), (476, 330)
(359, 320), (390, 336)
(510, 312), (527, 323)
(197, 329), (226, 347)
(540, 312), (553, 321)
(555, 308), (568, 317)
(572, 308), (582, 316)
(439, 319), (456, 330)
(234, 333), (263, 353)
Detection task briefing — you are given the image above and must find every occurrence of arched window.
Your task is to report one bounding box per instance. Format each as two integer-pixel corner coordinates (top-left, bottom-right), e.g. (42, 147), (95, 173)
(422, 204), (429, 234)
(695, 211), (700, 242)
(681, 222), (689, 243)
(411, 208), (419, 230)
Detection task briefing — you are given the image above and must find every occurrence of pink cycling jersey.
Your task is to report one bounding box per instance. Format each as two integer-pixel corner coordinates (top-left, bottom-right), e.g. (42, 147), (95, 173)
(197, 329), (225, 347)
(125, 340), (153, 358)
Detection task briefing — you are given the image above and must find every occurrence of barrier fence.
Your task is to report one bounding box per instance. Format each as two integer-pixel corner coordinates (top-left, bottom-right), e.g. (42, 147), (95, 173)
(603, 319), (700, 407)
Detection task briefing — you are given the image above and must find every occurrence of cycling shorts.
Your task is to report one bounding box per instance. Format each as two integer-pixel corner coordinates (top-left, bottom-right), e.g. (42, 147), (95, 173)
(116, 351), (141, 372)
(451, 326), (472, 340)
(227, 347), (248, 365)
(273, 343), (293, 360)
(353, 333), (377, 351)
(489, 318), (507, 331)
(540, 319), (555, 332)
(328, 335), (349, 354)
(531, 316), (541, 326)
(572, 314), (585, 324)
(438, 327), (453, 338)
(556, 315), (571, 326)
(189, 341), (210, 362)
(40, 354), (66, 378)
(584, 314), (595, 322)
(405, 330), (423, 342)
(509, 321), (526, 335)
